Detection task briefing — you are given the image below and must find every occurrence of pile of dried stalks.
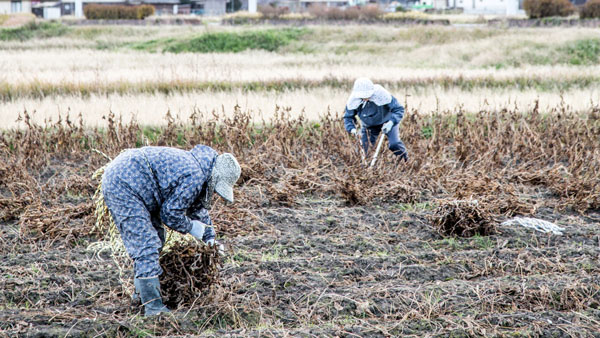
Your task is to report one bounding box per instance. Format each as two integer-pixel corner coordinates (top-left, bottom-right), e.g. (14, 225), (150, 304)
(159, 241), (221, 308)
(0, 105), (598, 244)
(430, 199), (495, 237)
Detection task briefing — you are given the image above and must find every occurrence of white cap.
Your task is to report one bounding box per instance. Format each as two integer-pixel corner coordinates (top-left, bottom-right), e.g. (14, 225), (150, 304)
(351, 77), (375, 99)
(212, 153), (241, 203)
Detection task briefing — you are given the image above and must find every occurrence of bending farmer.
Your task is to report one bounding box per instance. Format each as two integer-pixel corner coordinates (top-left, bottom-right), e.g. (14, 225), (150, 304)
(101, 145), (241, 316)
(344, 77), (408, 161)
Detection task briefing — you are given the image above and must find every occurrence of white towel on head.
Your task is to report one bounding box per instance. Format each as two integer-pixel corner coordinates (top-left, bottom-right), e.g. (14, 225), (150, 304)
(346, 84), (393, 110)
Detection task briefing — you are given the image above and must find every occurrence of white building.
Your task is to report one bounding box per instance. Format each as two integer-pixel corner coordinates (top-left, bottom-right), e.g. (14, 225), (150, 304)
(417, 0), (524, 15)
(0, 0), (33, 14)
(454, 0), (524, 15)
(418, 0), (447, 9)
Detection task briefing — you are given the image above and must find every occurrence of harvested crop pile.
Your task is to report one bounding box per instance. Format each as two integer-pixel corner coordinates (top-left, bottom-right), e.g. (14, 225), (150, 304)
(159, 241), (221, 308)
(430, 199), (495, 237)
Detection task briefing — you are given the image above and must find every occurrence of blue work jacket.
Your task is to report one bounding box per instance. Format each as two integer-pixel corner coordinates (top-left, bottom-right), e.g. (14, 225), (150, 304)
(343, 96), (405, 132)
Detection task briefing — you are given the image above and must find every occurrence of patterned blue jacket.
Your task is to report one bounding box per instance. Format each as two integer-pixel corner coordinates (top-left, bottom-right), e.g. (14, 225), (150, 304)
(103, 145), (217, 233)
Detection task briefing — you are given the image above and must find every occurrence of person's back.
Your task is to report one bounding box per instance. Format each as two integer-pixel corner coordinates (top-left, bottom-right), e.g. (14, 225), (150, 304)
(103, 145), (217, 212)
(143, 146), (217, 209)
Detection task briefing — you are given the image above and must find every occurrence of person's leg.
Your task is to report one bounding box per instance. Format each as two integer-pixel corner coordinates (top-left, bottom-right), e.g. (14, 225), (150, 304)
(386, 123), (409, 161)
(102, 179), (169, 316)
(107, 202), (169, 316)
(151, 214), (166, 253)
(367, 126), (382, 154)
(360, 128), (370, 153)
(102, 187), (163, 278)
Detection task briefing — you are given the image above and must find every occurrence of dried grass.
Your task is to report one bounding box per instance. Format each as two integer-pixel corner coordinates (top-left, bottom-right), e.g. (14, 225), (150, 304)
(159, 241), (221, 308)
(0, 104), (598, 330)
(1, 87), (599, 129)
(2, 26), (600, 96)
(429, 199), (495, 237)
(1, 103), (598, 245)
(1, 49), (599, 90)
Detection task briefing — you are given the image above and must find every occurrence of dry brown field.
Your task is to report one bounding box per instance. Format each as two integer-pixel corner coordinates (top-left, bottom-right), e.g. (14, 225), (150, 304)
(1, 21), (599, 337)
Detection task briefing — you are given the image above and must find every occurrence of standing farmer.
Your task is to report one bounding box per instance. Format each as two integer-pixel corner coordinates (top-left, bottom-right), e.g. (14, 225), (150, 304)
(344, 78), (408, 161)
(101, 145), (241, 316)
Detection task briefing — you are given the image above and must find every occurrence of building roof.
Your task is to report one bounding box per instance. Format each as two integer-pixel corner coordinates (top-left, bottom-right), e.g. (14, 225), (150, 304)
(299, 0), (349, 2)
(141, 0), (180, 3)
(32, 1), (60, 7)
(82, 0), (128, 3)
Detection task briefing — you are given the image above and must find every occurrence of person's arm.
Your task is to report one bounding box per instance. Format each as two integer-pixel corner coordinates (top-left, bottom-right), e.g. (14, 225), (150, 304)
(189, 208), (212, 225)
(387, 96), (405, 125)
(343, 107), (358, 133)
(159, 174), (200, 234)
(188, 208), (213, 241)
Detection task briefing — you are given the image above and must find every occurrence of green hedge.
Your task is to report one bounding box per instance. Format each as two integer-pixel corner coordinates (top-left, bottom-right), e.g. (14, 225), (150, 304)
(0, 21), (68, 41)
(163, 28), (306, 53)
(83, 4), (155, 20)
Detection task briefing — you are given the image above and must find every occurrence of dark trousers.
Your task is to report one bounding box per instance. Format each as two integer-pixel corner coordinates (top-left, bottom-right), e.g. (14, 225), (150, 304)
(361, 123), (408, 161)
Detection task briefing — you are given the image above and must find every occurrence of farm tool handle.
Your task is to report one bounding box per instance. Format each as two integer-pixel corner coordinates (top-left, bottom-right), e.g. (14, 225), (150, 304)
(370, 132), (386, 168)
(355, 131), (367, 165)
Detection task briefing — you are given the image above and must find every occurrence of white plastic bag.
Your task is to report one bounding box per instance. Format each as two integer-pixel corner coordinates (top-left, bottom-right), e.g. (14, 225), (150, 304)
(501, 217), (565, 235)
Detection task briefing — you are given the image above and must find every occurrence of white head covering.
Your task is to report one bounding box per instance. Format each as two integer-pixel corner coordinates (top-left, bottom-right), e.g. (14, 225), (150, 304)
(212, 153), (241, 203)
(201, 153), (241, 208)
(351, 77), (375, 99)
(346, 79), (393, 110)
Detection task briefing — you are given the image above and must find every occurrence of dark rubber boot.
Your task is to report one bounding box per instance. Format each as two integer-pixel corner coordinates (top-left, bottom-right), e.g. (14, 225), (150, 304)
(134, 276), (170, 317)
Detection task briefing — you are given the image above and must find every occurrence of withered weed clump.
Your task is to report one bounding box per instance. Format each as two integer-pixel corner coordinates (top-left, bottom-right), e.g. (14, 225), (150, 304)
(430, 199), (495, 237)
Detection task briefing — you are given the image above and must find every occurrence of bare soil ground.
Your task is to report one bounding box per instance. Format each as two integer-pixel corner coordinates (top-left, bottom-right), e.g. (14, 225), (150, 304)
(1, 110), (599, 337)
(1, 183), (599, 337)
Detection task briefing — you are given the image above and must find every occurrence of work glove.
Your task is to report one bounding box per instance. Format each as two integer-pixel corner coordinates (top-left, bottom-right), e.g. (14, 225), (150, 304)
(189, 220), (206, 241)
(381, 121), (394, 134)
(190, 221), (217, 244)
(202, 226), (216, 244)
(202, 226), (225, 256)
(190, 221), (225, 255)
(350, 128), (358, 136)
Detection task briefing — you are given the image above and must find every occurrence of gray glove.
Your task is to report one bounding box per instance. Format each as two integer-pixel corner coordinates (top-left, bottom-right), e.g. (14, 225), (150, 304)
(212, 241), (225, 256)
(381, 121), (394, 134)
(202, 226), (216, 244)
(189, 220), (206, 241)
(350, 128), (358, 136)
(191, 223), (225, 255)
